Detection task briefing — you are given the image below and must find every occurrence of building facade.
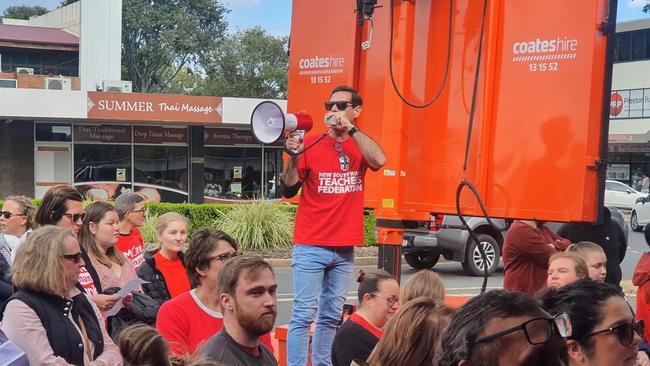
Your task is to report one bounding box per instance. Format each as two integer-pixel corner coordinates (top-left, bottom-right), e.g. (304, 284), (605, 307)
(0, 1), (285, 203)
(609, 19), (650, 190)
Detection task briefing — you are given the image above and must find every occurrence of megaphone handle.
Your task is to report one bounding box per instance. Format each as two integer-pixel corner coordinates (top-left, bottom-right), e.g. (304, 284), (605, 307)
(283, 146), (299, 157)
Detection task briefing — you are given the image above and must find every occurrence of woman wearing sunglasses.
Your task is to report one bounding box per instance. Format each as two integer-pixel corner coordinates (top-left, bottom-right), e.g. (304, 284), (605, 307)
(78, 202), (141, 312)
(541, 279), (643, 366)
(331, 269), (400, 366)
(137, 212), (190, 306)
(0, 225), (122, 365)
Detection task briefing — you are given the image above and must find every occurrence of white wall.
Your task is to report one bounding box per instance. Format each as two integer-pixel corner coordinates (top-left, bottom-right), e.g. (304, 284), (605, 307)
(610, 61), (650, 136)
(222, 97), (287, 124)
(0, 89), (87, 119)
(79, 0), (122, 91)
(28, 2), (81, 36)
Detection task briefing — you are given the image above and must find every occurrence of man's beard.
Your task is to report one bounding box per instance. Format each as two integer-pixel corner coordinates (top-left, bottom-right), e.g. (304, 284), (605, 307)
(234, 302), (277, 336)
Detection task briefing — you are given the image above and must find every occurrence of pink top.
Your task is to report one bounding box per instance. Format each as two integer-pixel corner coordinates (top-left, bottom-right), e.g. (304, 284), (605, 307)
(0, 288), (122, 365)
(90, 255), (142, 292)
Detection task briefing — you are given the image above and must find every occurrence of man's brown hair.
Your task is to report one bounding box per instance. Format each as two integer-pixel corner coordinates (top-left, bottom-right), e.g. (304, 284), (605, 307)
(217, 255), (273, 297)
(184, 227), (238, 288)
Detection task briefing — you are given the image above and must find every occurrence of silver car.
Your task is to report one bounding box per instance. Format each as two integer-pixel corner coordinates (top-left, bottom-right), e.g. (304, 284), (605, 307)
(402, 208), (628, 276)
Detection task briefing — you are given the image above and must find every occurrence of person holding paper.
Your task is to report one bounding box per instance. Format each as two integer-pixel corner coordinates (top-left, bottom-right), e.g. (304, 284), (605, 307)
(78, 202), (141, 311)
(0, 225), (122, 365)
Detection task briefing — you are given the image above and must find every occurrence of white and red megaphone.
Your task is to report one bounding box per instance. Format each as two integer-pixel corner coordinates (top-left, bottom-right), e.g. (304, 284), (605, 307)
(251, 101), (313, 144)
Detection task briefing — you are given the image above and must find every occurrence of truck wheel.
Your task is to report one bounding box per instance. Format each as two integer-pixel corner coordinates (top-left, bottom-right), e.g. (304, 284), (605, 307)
(631, 211), (643, 232)
(404, 252), (440, 270)
(462, 234), (500, 276)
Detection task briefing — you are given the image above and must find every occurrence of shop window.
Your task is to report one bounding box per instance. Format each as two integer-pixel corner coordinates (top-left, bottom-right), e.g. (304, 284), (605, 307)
(74, 144), (132, 200)
(134, 146), (188, 203)
(616, 32), (632, 62)
(632, 31), (646, 61)
(204, 147), (262, 200)
(36, 123), (72, 142)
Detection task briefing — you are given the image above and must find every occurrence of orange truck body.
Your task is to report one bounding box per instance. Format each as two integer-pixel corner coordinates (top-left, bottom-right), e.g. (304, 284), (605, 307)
(287, 0), (615, 235)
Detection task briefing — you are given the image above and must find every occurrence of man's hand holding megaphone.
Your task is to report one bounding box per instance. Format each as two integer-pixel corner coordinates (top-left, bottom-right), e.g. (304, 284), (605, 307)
(285, 132), (305, 156)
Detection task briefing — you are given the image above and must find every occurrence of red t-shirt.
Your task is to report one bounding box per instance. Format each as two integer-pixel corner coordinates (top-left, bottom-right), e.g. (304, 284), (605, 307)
(153, 251), (190, 298)
(350, 312), (382, 339)
(78, 266), (98, 296)
(116, 227), (145, 270)
(156, 290), (274, 356)
(293, 135), (368, 246)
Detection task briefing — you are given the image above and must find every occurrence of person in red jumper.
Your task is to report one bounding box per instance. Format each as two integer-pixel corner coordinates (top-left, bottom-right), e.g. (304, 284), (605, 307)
(137, 212), (190, 306)
(115, 192), (146, 271)
(634, 228), (650, 346)
(502, 220), (570, 295)
(155, 227), (273, 356)
(283, 85), (386, 366)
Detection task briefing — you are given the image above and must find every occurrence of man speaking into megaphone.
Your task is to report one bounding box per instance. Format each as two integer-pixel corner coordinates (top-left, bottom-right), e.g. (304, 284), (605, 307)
(282, 85), (386, 366)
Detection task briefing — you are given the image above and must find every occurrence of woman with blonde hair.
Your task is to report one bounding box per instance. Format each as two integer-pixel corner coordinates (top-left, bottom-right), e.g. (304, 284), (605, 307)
(566, 241), (608, 282)
(0, 225), (121, 365)
(546, 251), (589, 289)
(401, 269), (445, 304)
(137, 212), (190, 306)
(366, 297), (454, 366)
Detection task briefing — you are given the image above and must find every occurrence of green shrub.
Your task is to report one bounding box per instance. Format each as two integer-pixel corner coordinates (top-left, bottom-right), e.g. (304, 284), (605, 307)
(140, 212), (160, 251)
(213, 201), (294, 252)
(0, 198), (376, 247)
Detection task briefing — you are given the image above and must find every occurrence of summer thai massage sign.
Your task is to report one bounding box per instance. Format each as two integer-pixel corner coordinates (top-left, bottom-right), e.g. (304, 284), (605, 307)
(87, 91), (223, 124)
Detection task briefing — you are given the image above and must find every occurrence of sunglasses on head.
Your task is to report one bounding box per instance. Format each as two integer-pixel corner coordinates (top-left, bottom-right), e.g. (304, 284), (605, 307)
(63, 252), (83, 263)
(63, 212), (85, 223)
(578, 320), (644, 347)
(0, 211), (25, 219)
(324, 101), (354, 111)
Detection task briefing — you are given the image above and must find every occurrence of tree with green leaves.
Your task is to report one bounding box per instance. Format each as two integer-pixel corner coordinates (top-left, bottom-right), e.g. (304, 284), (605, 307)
(2, 5), (48, 20)
(59, 0), (77, 6)
(121, 0), (228, 93)
(199, 26), (289, 99)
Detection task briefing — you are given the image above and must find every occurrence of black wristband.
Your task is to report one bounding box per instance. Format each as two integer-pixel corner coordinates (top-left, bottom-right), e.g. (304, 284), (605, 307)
(348, 126), (360, 137)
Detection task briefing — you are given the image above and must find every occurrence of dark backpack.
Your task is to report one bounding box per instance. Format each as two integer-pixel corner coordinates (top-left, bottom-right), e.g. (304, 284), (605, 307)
(103, 287), (160, 340)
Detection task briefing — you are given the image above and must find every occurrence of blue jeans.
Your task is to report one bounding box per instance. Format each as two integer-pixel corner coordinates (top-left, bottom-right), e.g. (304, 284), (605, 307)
(287, 244), (354, 366)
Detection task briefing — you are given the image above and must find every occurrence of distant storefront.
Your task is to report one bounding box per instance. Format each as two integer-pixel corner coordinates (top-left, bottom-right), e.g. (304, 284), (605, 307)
(1, 89), (285, 203)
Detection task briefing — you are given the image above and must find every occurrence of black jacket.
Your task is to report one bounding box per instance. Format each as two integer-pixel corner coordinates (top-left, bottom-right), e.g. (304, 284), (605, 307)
(0, 289), (104, 365)
(557, 207), (625, 286)
(136, 250), (185, 306)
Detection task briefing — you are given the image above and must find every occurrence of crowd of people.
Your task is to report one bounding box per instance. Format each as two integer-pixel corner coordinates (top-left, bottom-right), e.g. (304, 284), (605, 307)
(0, 85), (648, 366)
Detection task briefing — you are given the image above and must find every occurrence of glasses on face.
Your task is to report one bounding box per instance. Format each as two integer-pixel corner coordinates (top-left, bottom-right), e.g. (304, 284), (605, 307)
(209, 251), (242, 262)
(128, 209), (145, 215)
(372, 294), (399, 308)
(579, 320), (644, 347)
(63, 212), (85, 223)
(470, 313), (572, 350)
(0, 211), (26, 219)
(63, 252), (83, 263)
(324, 101), (354, 111)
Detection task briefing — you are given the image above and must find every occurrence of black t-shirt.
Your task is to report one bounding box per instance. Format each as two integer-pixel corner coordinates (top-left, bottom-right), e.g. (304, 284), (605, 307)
(199, 328), (277, 366)
(331, 314), (380, 366)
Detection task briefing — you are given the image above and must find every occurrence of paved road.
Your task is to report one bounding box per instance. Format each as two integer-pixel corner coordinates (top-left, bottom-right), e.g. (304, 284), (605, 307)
(273, 223), (648, 327)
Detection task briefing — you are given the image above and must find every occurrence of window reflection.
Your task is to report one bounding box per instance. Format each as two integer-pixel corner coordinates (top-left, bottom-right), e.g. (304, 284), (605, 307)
(134, 146), (188, 203)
